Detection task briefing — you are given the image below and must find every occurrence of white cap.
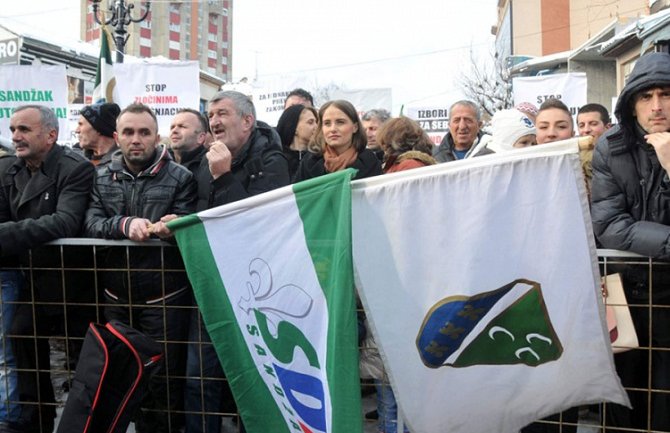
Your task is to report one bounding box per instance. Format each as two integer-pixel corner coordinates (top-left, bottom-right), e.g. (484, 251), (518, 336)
(489, 109), (536, 152)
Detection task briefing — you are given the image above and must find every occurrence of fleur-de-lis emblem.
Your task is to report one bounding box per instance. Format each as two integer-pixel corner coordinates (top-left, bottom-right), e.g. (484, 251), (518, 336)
(238, 258), (314, 334)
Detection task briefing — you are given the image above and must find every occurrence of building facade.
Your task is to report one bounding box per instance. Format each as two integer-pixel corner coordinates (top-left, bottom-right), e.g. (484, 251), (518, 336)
(491, 0), (670, 110)
(81, 0), (232, 80)
(493, 0), (649, 64)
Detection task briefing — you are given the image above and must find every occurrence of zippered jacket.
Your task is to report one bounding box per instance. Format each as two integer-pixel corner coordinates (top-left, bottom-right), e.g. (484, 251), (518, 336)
(84, 145), (197, 303)
(591, 52), (670, 300)
(591, 53), (670, 260)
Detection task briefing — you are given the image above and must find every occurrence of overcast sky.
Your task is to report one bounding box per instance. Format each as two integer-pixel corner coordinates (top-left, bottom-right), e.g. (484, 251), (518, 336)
(3, 0), (497, 113)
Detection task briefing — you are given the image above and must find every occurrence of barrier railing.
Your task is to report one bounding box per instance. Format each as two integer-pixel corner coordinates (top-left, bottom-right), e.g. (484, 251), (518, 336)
(0, 241), (667, 433)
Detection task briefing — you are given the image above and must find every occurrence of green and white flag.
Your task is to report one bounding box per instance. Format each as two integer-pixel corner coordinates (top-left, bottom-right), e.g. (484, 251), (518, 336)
(169, 170), (362, 433)
(92, 26), (115, 103)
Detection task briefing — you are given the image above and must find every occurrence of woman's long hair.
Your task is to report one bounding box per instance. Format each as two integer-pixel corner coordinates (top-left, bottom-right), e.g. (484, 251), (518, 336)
(308, 100), (367, 154)
(276, 104), (318, 150)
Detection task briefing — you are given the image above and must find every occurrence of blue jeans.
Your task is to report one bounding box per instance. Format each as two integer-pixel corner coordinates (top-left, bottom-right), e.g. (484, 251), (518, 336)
(375, 379), (409, 433)
(0, 271), (21, 424)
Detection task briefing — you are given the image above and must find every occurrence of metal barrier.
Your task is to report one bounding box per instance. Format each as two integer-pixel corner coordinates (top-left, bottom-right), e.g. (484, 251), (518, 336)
(0, 242), (667, 433)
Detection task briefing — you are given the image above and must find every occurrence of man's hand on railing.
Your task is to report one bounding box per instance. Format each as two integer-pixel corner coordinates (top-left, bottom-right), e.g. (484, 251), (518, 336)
(127, 217), (153, 242)
(149, 214), (179, 240)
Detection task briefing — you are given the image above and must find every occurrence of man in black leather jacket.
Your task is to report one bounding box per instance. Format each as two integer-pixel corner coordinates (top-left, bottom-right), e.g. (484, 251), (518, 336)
(592, 52), (670, 432)
(84, 103), (196, 433)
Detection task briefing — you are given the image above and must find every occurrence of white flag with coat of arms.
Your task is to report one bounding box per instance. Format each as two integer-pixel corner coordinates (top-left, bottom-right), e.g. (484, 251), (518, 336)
(352, 139), (629, 433)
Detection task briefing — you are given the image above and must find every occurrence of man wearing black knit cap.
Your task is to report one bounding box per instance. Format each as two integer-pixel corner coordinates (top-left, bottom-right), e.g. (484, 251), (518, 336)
(76, 102), (120, 166)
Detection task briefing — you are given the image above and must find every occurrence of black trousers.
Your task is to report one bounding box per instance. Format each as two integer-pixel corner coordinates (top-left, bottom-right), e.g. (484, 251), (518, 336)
(104, 289), (190, 433)
(604, 301), (670, 432)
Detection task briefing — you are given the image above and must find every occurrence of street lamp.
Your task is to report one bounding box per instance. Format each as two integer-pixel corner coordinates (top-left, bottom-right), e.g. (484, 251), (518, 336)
(91, 0), (151, 63)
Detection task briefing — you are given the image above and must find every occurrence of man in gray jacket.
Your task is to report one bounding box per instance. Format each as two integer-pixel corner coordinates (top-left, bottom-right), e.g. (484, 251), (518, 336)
(432, 100), (490, 162)
(591, 52), (670, 432)
(0, 105), (94, 433)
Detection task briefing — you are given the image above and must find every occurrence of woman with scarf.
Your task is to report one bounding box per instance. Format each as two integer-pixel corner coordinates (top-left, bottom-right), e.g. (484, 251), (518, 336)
(294, 100), (382, 182)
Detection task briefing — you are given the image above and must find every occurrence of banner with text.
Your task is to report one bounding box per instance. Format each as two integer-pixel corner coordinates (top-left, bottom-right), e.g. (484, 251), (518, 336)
(248, 77), (309, 126)
(405, 106), (450, 145)
(0, 64), (69, 142)
(114, 61), (200, 135)
(513, 73), (587, 123)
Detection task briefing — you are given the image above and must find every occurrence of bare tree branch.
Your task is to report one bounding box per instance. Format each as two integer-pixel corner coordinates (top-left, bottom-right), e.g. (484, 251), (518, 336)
(459, 47), (513, 120)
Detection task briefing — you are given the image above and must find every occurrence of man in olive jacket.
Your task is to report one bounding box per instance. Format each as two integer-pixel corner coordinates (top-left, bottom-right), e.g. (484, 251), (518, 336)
(0, 105), (94, 433)
(591, 52), (670, 432)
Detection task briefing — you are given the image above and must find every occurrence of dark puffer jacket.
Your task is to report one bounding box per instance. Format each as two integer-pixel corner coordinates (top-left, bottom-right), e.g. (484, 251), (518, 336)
(591, 52), (670, 299)
(592, 53), (670, 257)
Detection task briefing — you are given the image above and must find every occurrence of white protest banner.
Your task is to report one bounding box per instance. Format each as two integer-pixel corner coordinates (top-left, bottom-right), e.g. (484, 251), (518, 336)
(114, 60), (200, 135)
(405, 105), (450, 145)
(66, 104), (85, 145)
(0, 64), (69, 142)
(249, 77), (308, 126)
(330, 88), (392, 118)
(513, 73), (587, 122)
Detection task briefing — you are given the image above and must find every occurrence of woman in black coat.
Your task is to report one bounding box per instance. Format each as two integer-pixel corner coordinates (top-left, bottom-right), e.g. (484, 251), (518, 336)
(294, 99), (382, 182)
(276, 104), (318, 179)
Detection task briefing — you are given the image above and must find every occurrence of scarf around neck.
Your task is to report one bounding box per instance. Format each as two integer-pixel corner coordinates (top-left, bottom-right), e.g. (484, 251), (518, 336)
(323, 144), (358, 173)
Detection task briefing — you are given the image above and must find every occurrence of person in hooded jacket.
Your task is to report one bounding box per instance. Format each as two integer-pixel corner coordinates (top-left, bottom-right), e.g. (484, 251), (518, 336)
(591, 51), (670, 432)
(294, 99), (382, 182)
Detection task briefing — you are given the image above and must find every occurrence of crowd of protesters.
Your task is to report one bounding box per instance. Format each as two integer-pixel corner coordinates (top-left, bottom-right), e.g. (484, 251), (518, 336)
(0, 51), (669, 433)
